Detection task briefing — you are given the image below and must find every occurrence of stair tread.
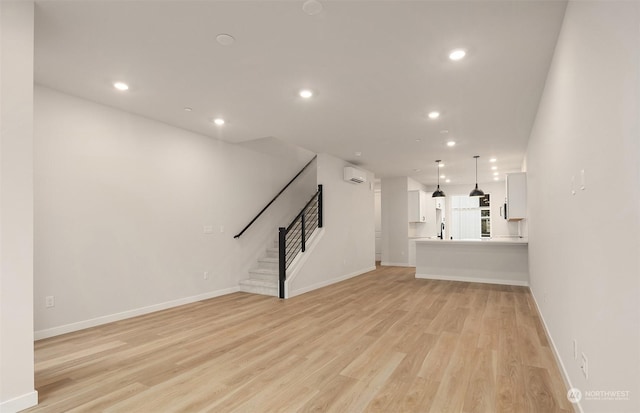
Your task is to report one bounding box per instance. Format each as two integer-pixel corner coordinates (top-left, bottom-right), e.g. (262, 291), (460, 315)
(258, 257), (278, 263)
(240, 279), (278, 287)
(249, 268), (278, 275)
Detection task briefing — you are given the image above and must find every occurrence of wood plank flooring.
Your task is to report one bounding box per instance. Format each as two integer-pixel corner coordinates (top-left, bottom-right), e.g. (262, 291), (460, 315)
(26, 266), (574, 413)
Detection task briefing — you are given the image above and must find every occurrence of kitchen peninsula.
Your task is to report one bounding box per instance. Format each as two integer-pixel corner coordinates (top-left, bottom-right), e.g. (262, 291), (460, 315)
(414, 238), (529, 286)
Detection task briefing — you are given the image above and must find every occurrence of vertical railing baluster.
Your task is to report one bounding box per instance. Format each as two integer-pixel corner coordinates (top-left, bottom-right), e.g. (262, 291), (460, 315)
(278, 227), (286, 299)
(301, 207), (306, 253)
(318, 184), (323, 228)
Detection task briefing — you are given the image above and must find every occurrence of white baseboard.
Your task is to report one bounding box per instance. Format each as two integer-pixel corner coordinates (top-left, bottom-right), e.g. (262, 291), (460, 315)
(34, 287), (240, 340)
(380, 262), (414, 267)
(287, 266), (376, 298)
(0, 390), (38, 413)
(415, 272), (529, 287)
(529, 290), (583, 413)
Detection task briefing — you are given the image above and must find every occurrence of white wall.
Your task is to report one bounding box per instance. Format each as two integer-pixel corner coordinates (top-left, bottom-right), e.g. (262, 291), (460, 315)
(380, 177), (409, 266)
(288, 153), (376, 296)
(0, 1), (38, 411)
(34, 86), (315, 337)
(525, 2), (640, 412)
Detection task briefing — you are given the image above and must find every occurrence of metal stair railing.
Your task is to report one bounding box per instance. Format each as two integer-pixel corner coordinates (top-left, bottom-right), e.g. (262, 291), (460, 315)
(234, 155), (317, 239)
(278, 184), (323, 299)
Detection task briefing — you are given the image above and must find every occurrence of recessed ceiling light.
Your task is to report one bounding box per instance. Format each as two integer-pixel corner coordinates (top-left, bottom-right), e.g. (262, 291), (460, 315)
(445, 179), (451, 183)
(489, 158), (497, 163)
(213, 118), (225, 126)
(113, 82), (129, 91)
(302, 0), (323, 15)
(493, 172), (499, 176)
(494, 177), (499, 181)
(216, 34), (235, 46)
(446, 141), (456, 147)
(428, 111), (440, 119)
(440, 175), (445, 179)
(184, 107), (193, 112)
(299, 89), (313, 99)
(449, 49), (466, 61)
(491, 166), (497, 170)
(438, 163), (444, 168)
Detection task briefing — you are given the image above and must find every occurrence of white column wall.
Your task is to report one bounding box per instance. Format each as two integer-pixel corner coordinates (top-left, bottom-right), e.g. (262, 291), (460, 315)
(0, 1), (38, 411)
(380, 177), (409, 266)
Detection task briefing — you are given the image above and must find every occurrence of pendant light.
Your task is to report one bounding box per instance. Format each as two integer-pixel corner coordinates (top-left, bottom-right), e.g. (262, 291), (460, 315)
(432, 160), (446, 198)
(469, 155), (485, 197)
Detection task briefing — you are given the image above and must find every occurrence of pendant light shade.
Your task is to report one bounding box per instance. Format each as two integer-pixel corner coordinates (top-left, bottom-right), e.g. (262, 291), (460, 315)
(432, 160), (446, 198)
(469, 155), (485, 197)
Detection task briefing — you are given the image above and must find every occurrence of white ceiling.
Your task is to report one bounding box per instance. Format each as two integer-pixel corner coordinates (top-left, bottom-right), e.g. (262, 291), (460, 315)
(34, 0), (567, 187)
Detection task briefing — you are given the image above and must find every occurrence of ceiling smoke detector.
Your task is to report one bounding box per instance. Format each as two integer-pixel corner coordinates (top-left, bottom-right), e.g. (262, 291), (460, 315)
(302, 0), (323, 15)
(216, 34), (235, 46)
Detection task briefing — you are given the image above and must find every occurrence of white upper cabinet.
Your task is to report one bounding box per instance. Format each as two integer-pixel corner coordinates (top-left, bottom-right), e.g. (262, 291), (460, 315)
(505, 172), (527, 220)
(408, 190), (429, 223)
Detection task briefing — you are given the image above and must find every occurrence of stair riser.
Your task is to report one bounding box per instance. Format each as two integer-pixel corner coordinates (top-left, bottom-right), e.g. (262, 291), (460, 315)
(265, 250), (278, 259)
(248, 272), (279, 282)
(257, 261), (279, 271)
(239, 285), (278, 297)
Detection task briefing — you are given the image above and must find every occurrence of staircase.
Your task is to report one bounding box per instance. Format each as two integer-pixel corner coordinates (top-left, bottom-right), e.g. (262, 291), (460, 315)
(239, 243), (280, 297)
(237, 184), (323, 299)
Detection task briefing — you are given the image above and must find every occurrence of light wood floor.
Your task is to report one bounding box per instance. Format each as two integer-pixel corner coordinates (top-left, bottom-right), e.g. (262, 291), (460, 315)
(27, 266), (574, 413)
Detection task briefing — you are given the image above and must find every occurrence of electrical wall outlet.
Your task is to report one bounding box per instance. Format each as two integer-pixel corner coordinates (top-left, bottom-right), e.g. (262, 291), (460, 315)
(203, 271), (209, 280)
(581, 352), (588, 379)
(45, 296), (55, 308)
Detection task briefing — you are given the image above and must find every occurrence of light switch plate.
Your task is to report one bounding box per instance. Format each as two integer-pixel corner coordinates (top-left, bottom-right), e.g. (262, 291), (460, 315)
(45, 296), (55, 308)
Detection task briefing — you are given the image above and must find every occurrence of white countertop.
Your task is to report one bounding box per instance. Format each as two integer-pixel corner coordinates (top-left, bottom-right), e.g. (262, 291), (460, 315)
(415, 238), (528, 246)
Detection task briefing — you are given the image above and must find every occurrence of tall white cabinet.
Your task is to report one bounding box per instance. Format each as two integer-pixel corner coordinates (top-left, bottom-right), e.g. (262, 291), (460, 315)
(408, 190), (429, 223)
(505, 172), (527, 220)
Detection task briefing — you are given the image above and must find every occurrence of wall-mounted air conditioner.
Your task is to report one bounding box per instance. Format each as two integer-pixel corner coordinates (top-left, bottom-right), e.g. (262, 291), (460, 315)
(344, 166), (366, 184)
